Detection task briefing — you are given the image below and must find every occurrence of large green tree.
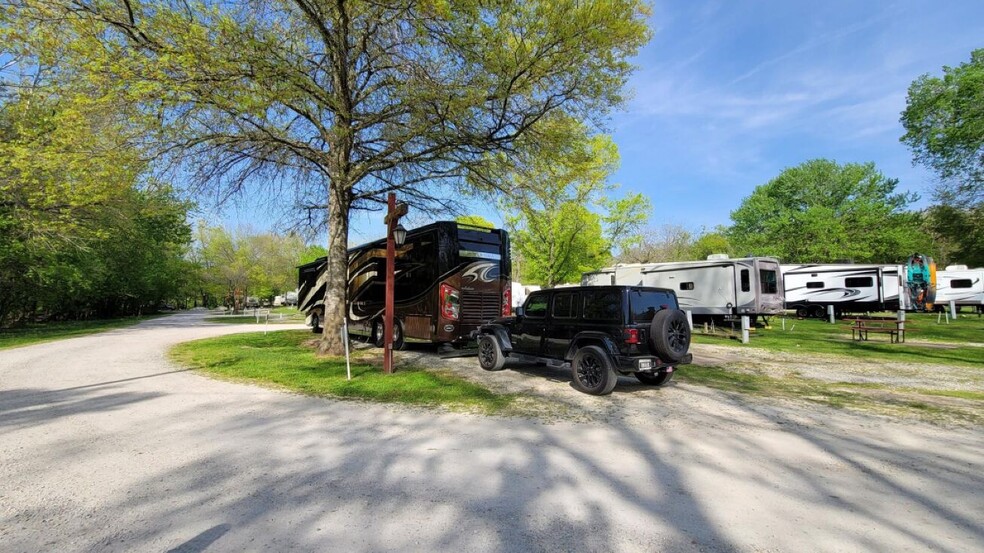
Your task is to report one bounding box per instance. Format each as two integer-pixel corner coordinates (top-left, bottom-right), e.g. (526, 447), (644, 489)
(729, 159), (926, 263)
(499, 120), (650, 286)
(901, 48), (984, 203)
(4, 0), (652, 354)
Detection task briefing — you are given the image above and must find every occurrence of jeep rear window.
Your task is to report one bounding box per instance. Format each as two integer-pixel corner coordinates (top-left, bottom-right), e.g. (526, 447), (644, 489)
(630, 290), (677, 322)
(582, 290), (621, 321)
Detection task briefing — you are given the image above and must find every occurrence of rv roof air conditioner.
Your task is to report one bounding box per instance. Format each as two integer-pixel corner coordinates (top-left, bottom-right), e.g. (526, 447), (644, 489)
(945, 265), (969, 271)
(706, 254), (730, 261)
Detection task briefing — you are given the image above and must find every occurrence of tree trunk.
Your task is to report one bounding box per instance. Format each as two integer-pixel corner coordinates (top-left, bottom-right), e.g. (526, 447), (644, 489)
(317, 184), (350, 356)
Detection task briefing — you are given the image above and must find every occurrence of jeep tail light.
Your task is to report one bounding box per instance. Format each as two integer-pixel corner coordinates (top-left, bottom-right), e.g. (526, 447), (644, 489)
(440, 284), (460, 321)
(502, 288), (511, 317)
(624, 328), (640, 344)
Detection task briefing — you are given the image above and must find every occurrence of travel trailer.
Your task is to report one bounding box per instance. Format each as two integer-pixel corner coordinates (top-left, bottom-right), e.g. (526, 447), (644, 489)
(298, 221), (511, 347)
(934, 265), (984, 311)
(781, 264), (907, 317)
(582, 255), (784, 320)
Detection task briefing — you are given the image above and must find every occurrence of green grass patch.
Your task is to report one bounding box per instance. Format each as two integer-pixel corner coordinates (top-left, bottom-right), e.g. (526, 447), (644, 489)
(0, 314), (164, 350)
(692, 313), (984, 367)
(169, 330), (518, 413)
(678, 365), (982, 425)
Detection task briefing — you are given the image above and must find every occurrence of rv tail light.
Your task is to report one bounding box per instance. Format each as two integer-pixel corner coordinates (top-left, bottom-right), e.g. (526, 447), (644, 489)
(440, 284), (460, 321)
(624, 328), (640, 344)
(502, 287), (511, 317)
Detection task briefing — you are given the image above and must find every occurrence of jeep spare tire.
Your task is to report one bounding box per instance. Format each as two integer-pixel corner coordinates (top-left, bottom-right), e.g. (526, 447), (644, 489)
(649, 309), (690, 363)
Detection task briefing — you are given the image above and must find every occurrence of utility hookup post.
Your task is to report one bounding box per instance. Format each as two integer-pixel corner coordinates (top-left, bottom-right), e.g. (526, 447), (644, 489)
(827, 305), (835, 324)
(741, 316), (750, 344)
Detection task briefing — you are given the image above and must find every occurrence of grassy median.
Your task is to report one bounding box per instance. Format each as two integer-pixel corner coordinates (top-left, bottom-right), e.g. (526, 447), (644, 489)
(0, 314), (164, 350)
(169, 330), (519, 413)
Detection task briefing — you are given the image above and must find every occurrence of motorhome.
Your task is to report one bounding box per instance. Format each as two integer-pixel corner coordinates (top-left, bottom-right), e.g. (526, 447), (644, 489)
(781, 264), (906, 317)
(934, 265), (984, 312)
(582, 255), (784, 321)
(298, 221), (511, 348)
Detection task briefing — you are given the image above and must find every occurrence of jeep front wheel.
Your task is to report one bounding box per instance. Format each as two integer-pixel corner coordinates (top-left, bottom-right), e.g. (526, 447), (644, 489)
(571, 345), (618, 395)
(649, 309), (690, 362)
(477, 335), (506, 371)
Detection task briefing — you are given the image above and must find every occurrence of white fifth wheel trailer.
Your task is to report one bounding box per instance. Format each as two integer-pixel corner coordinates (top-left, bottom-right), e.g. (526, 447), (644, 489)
(781, 264), (907, 318)
(582, 256), (784, 320)
(934, 265), (984, 312)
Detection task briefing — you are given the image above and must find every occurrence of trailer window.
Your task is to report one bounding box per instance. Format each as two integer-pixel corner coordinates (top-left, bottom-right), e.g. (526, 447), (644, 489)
(845, 277), (873, 288)
(552, 293), (578, 319)
(583, 291), (621, 321)
(680, 282), (694, 291)
(806, 281), (824, 289)
(759, 270), (778, 294)
(951, 279), (974, 289)
(524, 293), (548, 318)
(740, 270), (750, 292)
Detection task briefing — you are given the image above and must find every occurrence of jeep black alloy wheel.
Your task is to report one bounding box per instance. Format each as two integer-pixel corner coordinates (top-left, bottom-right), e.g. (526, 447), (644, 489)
(649, 309), (691, 363)
(571, 345), (618, 395)
(477, 335), (506, 371)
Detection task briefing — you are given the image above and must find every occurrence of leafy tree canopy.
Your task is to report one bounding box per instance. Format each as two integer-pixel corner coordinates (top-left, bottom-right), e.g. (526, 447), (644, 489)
(728, 159), (925, 264)
(901, 48), (984, 204)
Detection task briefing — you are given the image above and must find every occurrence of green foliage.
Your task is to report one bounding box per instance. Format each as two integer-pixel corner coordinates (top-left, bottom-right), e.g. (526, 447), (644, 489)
(0, 315), (163, 350)
(728, 159), (924, 263)
(901, 49), (984, 203)
(0, 88), (193, 326)
(498, 118), (651, 286)
(616, 226), (732, 264)
(923, 203), (984, 267)
(455, 215), (496, 229)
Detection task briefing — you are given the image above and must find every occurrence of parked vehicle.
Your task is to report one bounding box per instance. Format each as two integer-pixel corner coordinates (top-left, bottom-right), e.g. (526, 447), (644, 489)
(781, 264), (906, 318)
(245, 296), (260, 308)
(582, 255), (783, 322)
(298, 221), (511, 347)
(284, 291), (298, 306)
(273, 295), (285, 307)
(935, 265), (984, 311)
(475, 285), (692, 395)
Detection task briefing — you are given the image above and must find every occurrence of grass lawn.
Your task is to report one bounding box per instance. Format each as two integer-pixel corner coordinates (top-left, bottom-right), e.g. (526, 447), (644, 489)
(692, 313), (984, 367)
(0, 314), (165, 350)
(169, 330), (519, 414)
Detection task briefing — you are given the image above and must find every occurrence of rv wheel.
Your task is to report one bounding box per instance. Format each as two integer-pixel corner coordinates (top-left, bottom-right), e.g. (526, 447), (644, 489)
(649, 309), (691, 363)
(311, 312), (322, 333)
(809, 305), (826, 319)
(372, 319), (405, 350)
(795, 306), (809, 319)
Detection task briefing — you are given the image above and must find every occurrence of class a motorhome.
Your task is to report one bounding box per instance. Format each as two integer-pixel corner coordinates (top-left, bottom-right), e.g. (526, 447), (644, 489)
(582, 255), (784, 320)
(781, 264), (907, 317)
(934, 265), (984, 310)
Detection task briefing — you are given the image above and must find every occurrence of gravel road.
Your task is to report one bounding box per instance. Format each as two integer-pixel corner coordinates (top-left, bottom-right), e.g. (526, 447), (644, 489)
(1, 310), (982, 552)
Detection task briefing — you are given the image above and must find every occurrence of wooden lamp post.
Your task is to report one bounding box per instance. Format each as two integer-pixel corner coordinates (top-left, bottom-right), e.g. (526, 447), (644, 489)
(383, 193), (408, 374)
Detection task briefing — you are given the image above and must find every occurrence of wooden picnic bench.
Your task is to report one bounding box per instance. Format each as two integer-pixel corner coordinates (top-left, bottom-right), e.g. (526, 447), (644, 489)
(844, 318), (916, 344)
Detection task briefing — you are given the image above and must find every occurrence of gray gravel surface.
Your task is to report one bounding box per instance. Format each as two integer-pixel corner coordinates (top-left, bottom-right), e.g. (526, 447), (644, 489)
(1, 310), (982, 552)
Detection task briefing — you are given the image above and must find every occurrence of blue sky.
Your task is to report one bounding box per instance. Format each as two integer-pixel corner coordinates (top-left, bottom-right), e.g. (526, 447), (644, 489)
(218, 0), (984, 245)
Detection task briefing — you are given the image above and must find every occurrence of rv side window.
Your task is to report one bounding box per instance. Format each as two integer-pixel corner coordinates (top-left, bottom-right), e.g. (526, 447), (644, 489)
(759, 270), (778, 294)
(740, 270), (750, 292)
(552, 293), (578, 319)
(680, 282), (694, 291)
(845, 277), (873, 288)
(951, 279), (974, 289)
(806, 281), (824, 289)
(524, 293), (548, 318)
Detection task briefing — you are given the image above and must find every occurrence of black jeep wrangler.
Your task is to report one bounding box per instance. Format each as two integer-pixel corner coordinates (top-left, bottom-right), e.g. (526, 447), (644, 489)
(476, 285), (692, 395)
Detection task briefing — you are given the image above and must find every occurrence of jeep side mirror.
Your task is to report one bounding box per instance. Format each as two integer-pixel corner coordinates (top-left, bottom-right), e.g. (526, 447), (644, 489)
(515, 306), (524, 317)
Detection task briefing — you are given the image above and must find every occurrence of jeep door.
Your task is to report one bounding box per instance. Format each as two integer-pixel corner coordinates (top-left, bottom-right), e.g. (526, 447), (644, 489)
(513, 291), (549, 354)
(544, 291), (580, 358)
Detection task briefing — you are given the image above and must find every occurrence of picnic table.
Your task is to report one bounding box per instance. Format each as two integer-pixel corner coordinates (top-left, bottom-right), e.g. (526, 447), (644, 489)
(844, 318), (914, 344)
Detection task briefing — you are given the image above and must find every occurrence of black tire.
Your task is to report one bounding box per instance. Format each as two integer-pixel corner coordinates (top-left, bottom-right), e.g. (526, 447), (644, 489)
(373, 319), (405, 350)
(635, 370), (674, 386)
(809, 305), (826, 319)
(795, 306), (809, 319)
(649, 309), (691, 363)
(571, 345), (618, 395)
(310, 312), (322, 333)
(477, 335), (506, 371)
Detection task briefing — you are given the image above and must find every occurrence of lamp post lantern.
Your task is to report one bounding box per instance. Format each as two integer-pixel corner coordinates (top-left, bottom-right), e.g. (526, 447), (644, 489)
(383, 193), (408, 374)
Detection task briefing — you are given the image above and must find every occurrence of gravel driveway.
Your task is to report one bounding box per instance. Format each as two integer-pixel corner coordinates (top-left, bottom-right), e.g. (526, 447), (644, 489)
(1, 310), (982, 552)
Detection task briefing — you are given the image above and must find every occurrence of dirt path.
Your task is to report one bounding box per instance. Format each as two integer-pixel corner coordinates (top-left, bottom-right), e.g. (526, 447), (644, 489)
(2, 312), (982, 552)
